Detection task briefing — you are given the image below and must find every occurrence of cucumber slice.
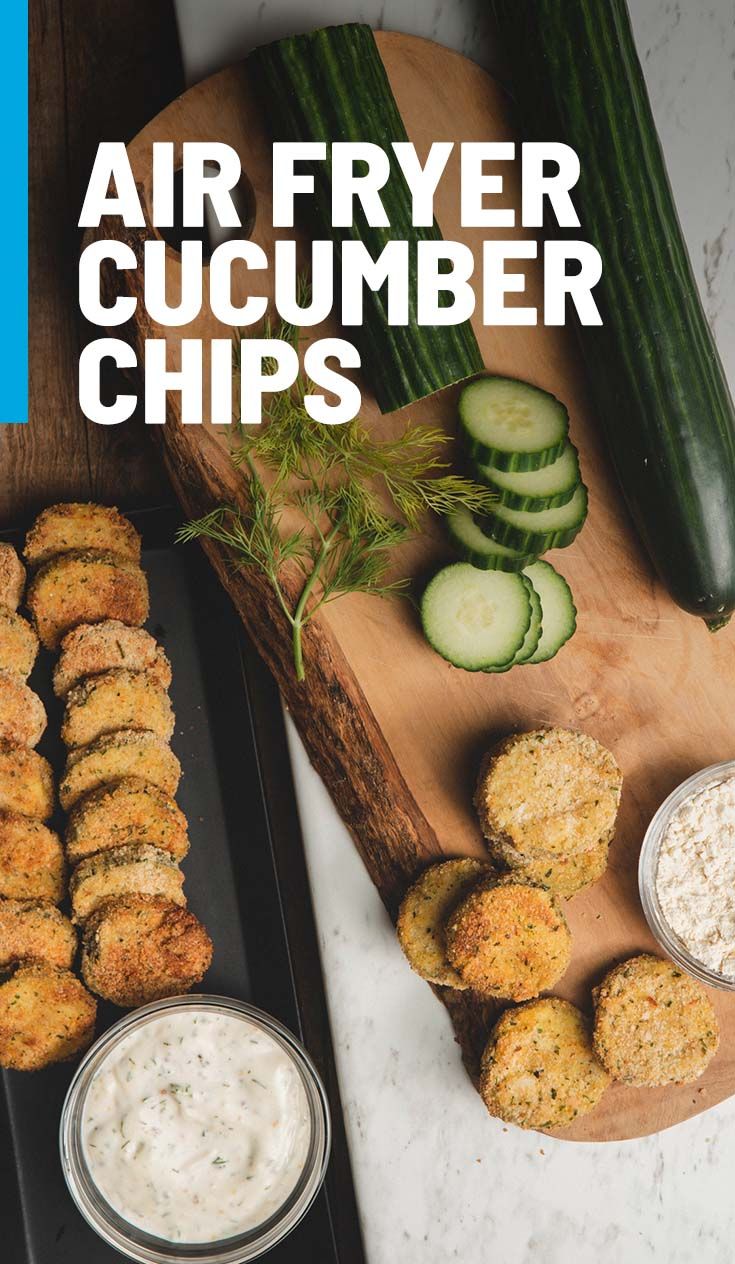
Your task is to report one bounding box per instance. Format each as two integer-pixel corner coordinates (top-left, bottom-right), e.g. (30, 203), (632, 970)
(523, 561), (577, 664)
(446, 508), (538, 572)
(459, 375), (569, 470)
(474, 441), (581, 512)
(421, 564), (532, 671)
(477, 483), (588, 553)
(485, 576), (543, 672)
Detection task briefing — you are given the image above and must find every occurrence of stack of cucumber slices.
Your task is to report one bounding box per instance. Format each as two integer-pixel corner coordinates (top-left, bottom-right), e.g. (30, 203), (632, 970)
(422, 376), (581, 673)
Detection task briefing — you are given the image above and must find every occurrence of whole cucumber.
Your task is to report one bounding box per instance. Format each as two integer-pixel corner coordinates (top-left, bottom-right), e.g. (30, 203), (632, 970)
(491, 0), (735, 628)
(249, 24), (483, 414)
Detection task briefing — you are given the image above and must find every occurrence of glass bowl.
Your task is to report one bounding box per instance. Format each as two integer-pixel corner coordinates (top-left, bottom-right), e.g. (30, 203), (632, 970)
(60, 995), (331, 1263)
(639, 759), (735, 991)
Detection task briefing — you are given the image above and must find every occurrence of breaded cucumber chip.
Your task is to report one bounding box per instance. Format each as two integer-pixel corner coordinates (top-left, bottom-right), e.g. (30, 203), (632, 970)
(446, 876), (571, 1000)
(397, 858), (491, 987)
(475, 727), (622, 860)
(593, 954), (719, 1087)
(27, 550), (148, 650)
(480, 997), (610, 1130)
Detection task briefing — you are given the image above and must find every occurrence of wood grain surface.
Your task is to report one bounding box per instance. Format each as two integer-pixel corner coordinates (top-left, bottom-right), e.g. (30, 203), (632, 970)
(91, 32), (735, 1142)
(1, 0), (178, 526)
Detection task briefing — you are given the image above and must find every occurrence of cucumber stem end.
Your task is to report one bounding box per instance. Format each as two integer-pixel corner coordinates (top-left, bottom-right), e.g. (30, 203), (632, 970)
(705, 613), (732, 633)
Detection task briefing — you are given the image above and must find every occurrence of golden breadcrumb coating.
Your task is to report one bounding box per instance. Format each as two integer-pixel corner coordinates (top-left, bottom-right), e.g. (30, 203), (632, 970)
(24, 503), (141, 568)
(27, 550), (149, 650)
(70, 843), (185, 923)
(0, 544), (25, 611)
(445, 876), (572, 1000)
(0, 608), (39, 678)
(0, 898), (76, 970)
(59, 730), (181, 810)
(489, 828), (612, 899)
(54, 621), (171, 697)
(0, 671), (46, 748)
(0, 813), (64, 902)
(0, 963), (96, 1070)
(0, 740), (54, 820)
(397, 858), (491, 987)
(592, 954), (719, 1087)
(62, 669), (174, 750)
(81, 894), (212, 1007)
(475, 728), (622, 860)
(480, 997), (610, 1130)
(65, 777), (189, 863)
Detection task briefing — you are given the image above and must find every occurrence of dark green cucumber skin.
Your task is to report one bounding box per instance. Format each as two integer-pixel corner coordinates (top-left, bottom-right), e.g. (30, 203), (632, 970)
(491, 483), (578, 513)
(249, 25), (483, 414)
(485, 582), (543, 671)
(524, 563), (578, 665)
(490, 0), (735, 626)
(445, 517), (538, 571)
(477, 513), (585, 554)
(461, 430), (566, 474)
(472, 463), (580, 513)
(475, 485), (588, 554)
(449, 541), (538, 572)
(459, 376), (569, 472)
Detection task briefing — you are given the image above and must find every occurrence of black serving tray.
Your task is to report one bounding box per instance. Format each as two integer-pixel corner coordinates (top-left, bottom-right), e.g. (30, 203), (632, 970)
(0, 507), (364, 1264)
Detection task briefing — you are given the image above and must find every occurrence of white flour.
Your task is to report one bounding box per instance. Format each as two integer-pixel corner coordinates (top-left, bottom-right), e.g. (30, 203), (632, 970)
(657, 776), (735, 978)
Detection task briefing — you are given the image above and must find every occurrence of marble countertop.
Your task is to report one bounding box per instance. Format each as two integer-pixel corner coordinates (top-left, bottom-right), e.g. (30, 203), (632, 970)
(173, 3), (735, 1260)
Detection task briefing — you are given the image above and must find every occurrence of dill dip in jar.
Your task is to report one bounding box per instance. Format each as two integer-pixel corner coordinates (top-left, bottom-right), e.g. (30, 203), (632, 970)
(79, 1006), (313, 1245)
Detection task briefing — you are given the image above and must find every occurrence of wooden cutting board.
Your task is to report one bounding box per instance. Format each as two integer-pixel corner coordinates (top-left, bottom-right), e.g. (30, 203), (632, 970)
(92, 32), (735, 1141)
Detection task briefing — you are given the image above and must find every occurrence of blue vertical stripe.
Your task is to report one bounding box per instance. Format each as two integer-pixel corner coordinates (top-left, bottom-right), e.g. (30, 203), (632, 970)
(1, 2), (28, 423)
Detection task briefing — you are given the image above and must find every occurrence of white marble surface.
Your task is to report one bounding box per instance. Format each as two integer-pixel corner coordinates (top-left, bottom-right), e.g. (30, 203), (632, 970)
(173, 3), (735, 1261)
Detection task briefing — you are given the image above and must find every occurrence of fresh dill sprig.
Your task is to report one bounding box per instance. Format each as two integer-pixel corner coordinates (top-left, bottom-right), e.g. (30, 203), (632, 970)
(179, 290), (495, 681)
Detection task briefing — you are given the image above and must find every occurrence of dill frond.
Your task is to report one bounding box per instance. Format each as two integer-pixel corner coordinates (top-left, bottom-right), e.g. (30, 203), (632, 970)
(183, 285), (493, 680)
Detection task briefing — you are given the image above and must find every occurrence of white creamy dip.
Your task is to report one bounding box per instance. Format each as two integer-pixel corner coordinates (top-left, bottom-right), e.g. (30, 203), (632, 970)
(81, 1010), (311, 1244)
(657, 775), (735, 978)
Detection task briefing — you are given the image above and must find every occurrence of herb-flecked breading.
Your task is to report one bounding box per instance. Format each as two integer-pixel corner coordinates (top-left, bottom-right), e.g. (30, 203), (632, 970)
(0, 544), (25, 611)
(53, 621), (171, 697)
(27, 550), (149, 650)
(0, 671), (46, 748)
(0, 963), (96, 1070)
(0, 898), (76, 970)
(69, 843), (186, 923)
(65, 777), (189, 863)
(0, 813), (65, 902)
(59, 730), (181, 811)
(61, 669), (174, 750)
(23, 503), (141, 569)
(396, 857), (492, 987)
(445, 875), (572, 1000)
(480, 997), (611, 1130)
(592, 954), (720, 1087)
(0, 740), (54, 820)
(475, 727), (622, 860)
(0, 608), (39, 679)
(81, 894), (212, 1008)
(489, 827), (612, 899)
